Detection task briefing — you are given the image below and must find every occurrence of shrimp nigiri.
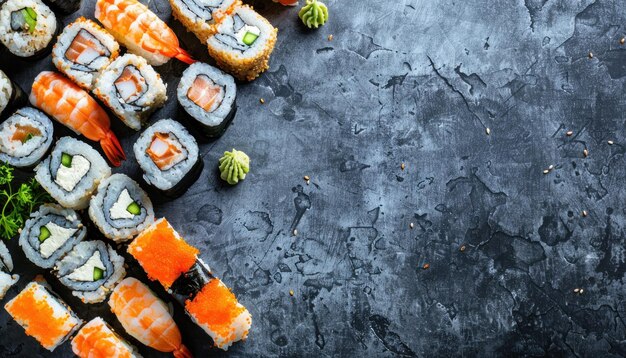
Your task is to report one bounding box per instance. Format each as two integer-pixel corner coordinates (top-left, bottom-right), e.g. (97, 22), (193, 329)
(109, 277), (192, 358)
(95, 0), (195, 66)
(30, 71), (126, 167)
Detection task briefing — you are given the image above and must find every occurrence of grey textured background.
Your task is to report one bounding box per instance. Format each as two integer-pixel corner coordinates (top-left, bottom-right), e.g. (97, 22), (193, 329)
(1, 0), (626, 356)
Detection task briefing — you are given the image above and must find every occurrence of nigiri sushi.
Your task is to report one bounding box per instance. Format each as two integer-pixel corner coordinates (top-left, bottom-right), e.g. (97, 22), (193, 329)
(109, 277), (191, 357)
(72, 317), (141, 358)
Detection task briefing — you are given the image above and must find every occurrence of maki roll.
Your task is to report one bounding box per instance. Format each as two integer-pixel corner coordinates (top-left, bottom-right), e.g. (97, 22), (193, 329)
(206, 5), (277, 81)
(35, 137), (111, 209)
(169, 0), (240, 43)
(133, 119), (202, 198)
(0, 241), (19, 300)
(4, 278), (82, 351)
(0, 107), (53, 168)
(94, 54), (167, 130)
(89, 174), (155, 242)
(52, 17), (120, 90)
(56, 240), (126, 303)
(72, 317), (142, 358)
(0, 0), (58, 58)
(0, 70), (27, 120)
(19, 204), (86, 269)
(177, 62), (237, 137)
(109, 278), (191, 357)
(129, 218), (252, 350)
(45, 0), (82, 14)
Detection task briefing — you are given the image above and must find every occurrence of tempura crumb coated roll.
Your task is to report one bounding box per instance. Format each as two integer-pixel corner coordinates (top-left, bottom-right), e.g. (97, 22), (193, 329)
(129, 218), (252, 350)
(170, 0), (240, 43)
(177, 62), (237, 137)
(0, 107), (53, 168)
(133, 119), (202, 198)
(72, 317), (142, 358)
(4, 278), (82, 351)
(35, 137), (111, 210)
(52, 17), (120, 90)
(20, 204), (86, 269)
(55, 240), (126, 304)
(0, 0), (58, 58)
(89, 173), (155, 242)
(206, 5), (277, 81)
(94, 54), (167, 130)
(0, 241), (19, 300)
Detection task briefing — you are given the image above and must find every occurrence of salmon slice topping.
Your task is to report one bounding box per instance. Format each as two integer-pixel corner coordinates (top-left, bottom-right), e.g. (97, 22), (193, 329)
(187, 75), (223, 112)
(65, 29), (109, 68)
(146, 132), (184, 170)
(114, 65), (147, 104)
(11, 124), (41, 143)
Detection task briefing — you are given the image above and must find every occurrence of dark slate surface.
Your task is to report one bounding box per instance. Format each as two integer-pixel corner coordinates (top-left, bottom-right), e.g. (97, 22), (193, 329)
(1, 0), (626, 356)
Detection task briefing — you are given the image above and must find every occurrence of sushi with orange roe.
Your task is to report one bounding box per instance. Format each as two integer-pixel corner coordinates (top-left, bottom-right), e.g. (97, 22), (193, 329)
(72, 317), (141, 358)
(129, 218), (252, 350)
(4, 278), (82, 351)
(109, 277), (191, 357)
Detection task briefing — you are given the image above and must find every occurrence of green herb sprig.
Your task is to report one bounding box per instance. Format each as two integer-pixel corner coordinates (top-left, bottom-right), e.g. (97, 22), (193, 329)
(0, 162), (52, 240)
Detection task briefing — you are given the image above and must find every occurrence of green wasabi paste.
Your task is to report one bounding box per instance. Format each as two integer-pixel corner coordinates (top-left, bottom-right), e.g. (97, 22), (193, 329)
(299, 0), (328, 29)
(219, 149), (250, 185)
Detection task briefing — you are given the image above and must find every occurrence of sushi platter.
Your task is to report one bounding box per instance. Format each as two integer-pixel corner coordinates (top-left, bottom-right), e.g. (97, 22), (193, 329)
(0, 0), (313, 356)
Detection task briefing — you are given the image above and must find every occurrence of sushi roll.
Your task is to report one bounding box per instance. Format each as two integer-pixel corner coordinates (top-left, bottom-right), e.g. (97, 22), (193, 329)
(0, 70), (27, 120)
(52, 17), (120, 90)
(169, 0), (240, 43)
(0, 107), (53, 168)
(109, 278), (191, 357)
(72, 317), (142, 358)
(177, 62), (237, 137)
(206, 5), (277, 81)
(89, 174), (155, 242)
(56, 240), (126, 304)
(93, 54), (167, 130)
(45, 0), (82, 14)
(4, 278), (82, 351)
(0, 241), (19, 300)
(133, 119), (202, 198)
(129, 218), (252, 350)
(19, 204), (86, 269)
(35, 137), (111, 210)
(0, 0), (58, 58)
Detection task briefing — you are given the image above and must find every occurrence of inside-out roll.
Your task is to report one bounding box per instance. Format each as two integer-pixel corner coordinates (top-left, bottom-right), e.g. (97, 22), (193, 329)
(0, 0), (58, 58)
(0, 107), (53, 168)
(89, 173), (155, 242)
(0, 241), (19, 300)
(133, 119), (202, 198)
(52, 17), (119, 90)
(170, 0), (240, 43)
(35, 136), (111, 209)
(94, 53), (167, 130)
(177, 62), (237, 137)
(19, 204), (86, 269)
(56, 240), (126, 304)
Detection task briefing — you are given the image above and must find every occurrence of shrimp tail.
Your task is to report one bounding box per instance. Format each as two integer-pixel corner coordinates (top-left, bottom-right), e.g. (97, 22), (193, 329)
(100, 131), (126, 167)
(175, 48), (196, 65)
(173, 344), (193, 358)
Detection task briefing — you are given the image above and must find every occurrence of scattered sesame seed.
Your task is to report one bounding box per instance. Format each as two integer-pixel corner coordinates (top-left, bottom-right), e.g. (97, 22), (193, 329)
(582, 210), (588, 217)
(328, 34), (333, 41)
(409, 222), (414, 229)
(460, 245), (466, 252)
(574, 288), (580, 293)
(401, 163), (405, 170)
(306, 180), (310, 185)
(583, 149), (589, 157)
(543, 169), (550, 174)
(289, 290), (294, 296)
(548, 165), (554, 170)
(607, 140), (614, 145)
(566, 130), (573, 136)
(304, 175), (310, 181)
(621, 37), (625, 45)
(422, 263), (430, 270)
(486, 127), (491, 135)
(293, 229), (298, 236)
(260, 98), (265, 104)
(580, 288), (584, 294)
(588, 52), (594, 59)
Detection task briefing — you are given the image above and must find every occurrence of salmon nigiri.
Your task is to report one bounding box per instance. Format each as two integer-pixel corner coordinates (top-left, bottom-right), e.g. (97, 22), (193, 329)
(109, 277), (192, 358)
(30, 71), (125, 166)
(95, 0), (195, 66)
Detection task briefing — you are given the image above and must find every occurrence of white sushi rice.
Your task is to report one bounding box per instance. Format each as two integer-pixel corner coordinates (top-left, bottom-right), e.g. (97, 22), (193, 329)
(94, 54), (167, 130)
(170, 0), (239, 43)
(177, 62), (236, 129)
(35, 137), (111, 210)
(89, 173), (155, 242)
(133, 119), (199, 191)
(52, 17), (120, 90)
(0, 241), (18, 300)
(0, 0), (57, 57)
(0, 107), (53, 168)
(0, 70), (12, 115)
(4, 280), (82, 351)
